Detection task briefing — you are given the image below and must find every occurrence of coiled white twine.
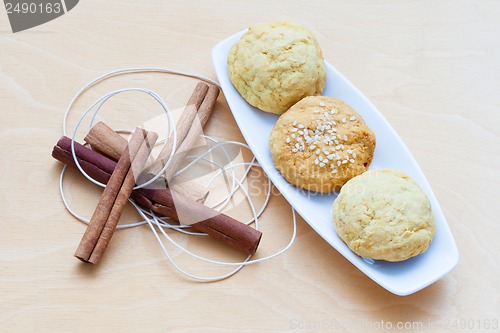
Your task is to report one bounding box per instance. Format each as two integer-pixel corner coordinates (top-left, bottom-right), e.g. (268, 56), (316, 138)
(59, 67), (296, 281)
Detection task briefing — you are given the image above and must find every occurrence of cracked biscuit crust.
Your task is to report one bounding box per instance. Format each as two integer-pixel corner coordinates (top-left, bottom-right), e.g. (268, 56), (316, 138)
(228, 20), (326, 114)
(333, 169), (436, 262)
(269, 96), (376, 193)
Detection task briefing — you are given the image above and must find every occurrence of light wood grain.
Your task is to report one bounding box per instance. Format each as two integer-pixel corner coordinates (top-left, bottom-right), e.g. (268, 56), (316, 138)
(1, 0), (499, 332)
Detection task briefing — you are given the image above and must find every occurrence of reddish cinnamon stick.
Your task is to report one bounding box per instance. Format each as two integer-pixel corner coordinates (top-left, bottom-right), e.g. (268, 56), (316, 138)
(53, 136), (262, 255)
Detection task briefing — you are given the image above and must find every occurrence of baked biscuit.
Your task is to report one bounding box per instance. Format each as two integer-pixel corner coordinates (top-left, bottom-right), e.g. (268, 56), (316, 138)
(333, 169), (436, 262)
(228, 20), (326, 114)
(269, 96), (376, 193)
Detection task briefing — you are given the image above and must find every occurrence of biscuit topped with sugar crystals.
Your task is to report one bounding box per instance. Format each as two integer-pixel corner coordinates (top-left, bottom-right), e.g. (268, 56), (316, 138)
(269, 96), (376, 193)
(228, 20), (326, 114)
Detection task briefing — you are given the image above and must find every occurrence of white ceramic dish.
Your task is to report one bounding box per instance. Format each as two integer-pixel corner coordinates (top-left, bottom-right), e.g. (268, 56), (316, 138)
(212, 31), (459, 296)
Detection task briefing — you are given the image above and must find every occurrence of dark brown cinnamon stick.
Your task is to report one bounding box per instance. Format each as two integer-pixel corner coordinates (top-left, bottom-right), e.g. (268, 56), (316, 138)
(53, 136), (262, 255)
(142, 188), (262, 255)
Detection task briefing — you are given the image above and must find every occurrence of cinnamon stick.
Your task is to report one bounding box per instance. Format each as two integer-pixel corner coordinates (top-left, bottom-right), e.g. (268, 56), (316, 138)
(74, 128), (157, 263)
(90, 130), (157, 263)
(164, 84), (220, 181)
(142, 188), (261, 255)
(146, 82), (209, 177)
(53, 136), (262, 255)
(84, 121), (209, 202)
(83, 121), (124, 161)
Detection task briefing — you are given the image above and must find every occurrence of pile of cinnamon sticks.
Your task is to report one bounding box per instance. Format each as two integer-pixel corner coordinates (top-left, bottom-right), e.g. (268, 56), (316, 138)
(52, 83), (262, 264)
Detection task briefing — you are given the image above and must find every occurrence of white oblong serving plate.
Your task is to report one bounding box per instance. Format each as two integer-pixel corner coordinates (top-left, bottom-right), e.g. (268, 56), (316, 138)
(212, 31), (459, 296)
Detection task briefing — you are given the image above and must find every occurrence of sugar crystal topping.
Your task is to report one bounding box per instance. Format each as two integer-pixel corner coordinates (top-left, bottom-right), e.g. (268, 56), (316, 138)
(284, 102), (361, 173)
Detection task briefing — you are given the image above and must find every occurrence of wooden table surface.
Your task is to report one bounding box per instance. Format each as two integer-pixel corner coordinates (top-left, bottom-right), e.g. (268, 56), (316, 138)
(1, 1), (499, 332)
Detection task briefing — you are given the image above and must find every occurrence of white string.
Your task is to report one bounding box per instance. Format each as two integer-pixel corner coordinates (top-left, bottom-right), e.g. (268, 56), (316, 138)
(59, 67), (296, 281)
(69, 87), (177, 190)
(134, 202), (247, 282)
(62, 67), (220, 137)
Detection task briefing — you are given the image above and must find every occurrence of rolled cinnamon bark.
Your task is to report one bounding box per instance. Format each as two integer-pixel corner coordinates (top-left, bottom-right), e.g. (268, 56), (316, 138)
(164, 84), (220, 181)
(149, 82), (209, 175)
(84, 121), (209, 202)
(140, 83), (220, 195)
(53, 136), (262, 255)
(75, 128), (158, 264)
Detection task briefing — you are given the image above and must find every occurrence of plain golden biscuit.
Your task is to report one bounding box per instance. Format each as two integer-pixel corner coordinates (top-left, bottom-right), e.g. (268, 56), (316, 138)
(228, 20), (326, 114)
(333, 169), (436, 262)
(269, 96), (376, 193)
